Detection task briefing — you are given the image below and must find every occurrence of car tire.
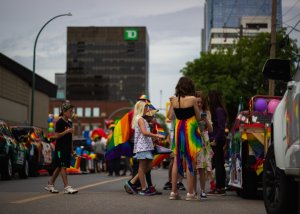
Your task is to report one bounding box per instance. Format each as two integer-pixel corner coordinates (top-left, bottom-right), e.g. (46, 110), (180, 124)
(263, 145), (299, 214)
(1, 156), (13, 180)
(28, 145), (39, 177)
(237, 141), (257, 198)
(19, 159), (29, 179)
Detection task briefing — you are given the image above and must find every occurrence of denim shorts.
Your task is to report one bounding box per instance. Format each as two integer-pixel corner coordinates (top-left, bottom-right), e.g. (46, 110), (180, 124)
(134, 151), (154, 160)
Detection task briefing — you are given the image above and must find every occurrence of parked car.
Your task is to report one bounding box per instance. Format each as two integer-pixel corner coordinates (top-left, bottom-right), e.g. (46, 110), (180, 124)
(262, 58), (300, 213)
(11, 126), (55, 176)
(0, 120), (29, 180)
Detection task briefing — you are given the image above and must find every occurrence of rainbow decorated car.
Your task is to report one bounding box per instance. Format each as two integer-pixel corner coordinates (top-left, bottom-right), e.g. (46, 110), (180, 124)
(228, 95), (281, 198)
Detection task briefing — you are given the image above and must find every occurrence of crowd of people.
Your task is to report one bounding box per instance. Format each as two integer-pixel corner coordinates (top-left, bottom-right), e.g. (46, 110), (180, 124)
(44, 76), (228, 200)
(123, 76), (227, 199)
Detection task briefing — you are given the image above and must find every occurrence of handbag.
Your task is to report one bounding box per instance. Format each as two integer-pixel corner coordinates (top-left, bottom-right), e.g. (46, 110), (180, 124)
(154, 145), (172, 155)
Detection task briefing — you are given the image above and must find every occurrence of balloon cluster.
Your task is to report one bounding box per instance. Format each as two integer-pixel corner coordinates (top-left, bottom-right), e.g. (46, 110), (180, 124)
(47, 114), (59, 140)
(254, 98), (280, 114)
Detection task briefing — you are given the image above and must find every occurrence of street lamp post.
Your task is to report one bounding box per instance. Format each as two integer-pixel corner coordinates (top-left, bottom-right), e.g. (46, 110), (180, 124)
(31, 13), (72, 126)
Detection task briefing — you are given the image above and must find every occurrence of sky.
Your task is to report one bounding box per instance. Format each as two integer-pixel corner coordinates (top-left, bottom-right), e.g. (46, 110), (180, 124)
(1, 0), (299, 114)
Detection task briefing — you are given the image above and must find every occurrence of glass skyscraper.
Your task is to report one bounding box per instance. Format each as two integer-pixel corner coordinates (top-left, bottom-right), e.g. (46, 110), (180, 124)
(203, 0), (282, 51)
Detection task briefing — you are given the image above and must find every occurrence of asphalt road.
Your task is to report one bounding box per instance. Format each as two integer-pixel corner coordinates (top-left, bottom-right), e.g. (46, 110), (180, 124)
(0, 169), (266, 214)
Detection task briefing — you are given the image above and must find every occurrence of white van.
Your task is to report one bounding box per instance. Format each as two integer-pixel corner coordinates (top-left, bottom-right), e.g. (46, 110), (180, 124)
(262, 59), (300, 214)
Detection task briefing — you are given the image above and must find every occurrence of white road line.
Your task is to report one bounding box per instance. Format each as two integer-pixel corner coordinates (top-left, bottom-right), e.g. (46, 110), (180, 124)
(11, 176), (129, 204)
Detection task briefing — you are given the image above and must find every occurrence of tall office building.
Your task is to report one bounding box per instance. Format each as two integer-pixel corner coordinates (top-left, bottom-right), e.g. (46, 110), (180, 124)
(202, 0), (282, 52)
(66, 27), (149, 101)
(55, 73), (66, 99)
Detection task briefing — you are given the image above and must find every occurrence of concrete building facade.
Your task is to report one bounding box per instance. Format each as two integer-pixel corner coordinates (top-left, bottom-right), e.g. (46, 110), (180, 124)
(0, 53), (57, 129)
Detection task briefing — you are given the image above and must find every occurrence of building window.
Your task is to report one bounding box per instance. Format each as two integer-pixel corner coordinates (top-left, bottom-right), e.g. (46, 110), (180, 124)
(92, 124), (99, 130)
(77, 107), (83, 117)
(85, 107), (91, 117)
(53, 107), (59, 116)
(93, 107), (100, 117)
(56, 91), (65, 99)
(84, 124), (90, 131)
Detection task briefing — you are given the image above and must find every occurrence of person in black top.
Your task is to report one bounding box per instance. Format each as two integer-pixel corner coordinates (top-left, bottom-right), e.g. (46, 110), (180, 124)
(207, 90), (227, 195)
(44, 102), (78, 194)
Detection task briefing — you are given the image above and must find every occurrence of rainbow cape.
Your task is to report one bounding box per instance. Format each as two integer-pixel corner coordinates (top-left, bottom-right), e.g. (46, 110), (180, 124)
(152, 154), (170, 168)
(105, 110), (134, 160)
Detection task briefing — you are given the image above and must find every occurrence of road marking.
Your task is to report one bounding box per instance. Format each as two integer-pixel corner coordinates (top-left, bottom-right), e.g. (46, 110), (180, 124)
(11, 176), (129, 204)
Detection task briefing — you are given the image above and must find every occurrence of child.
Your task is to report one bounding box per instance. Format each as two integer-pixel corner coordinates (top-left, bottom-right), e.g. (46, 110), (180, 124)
(124, 101), (164, 196)
(44, 102), (78, 194)
(195, 91), (213, 199)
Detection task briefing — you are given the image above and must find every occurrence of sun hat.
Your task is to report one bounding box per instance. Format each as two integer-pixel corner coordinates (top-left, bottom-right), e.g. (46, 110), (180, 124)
(138, 94), (150, 104)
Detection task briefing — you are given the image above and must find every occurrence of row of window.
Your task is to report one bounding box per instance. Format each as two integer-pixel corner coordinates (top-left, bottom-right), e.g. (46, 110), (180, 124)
(53, 107), (100, 118)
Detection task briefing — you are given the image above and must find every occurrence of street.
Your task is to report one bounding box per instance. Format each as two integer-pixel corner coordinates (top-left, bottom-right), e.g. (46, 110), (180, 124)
(0, 169), (266, 214)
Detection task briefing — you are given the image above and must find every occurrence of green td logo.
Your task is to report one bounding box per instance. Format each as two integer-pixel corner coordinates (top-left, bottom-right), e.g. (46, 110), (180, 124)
(124, 28), (138, 41)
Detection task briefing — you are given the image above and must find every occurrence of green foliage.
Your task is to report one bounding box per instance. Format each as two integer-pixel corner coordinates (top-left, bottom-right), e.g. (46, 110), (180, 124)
(181, 31), (299, 125)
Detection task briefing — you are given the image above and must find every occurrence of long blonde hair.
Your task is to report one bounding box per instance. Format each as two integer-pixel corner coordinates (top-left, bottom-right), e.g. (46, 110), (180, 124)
(132, 101), (147, 129)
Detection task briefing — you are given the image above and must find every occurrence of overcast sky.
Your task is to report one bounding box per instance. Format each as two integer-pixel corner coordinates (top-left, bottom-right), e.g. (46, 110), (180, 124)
(1, 0), (299, 113)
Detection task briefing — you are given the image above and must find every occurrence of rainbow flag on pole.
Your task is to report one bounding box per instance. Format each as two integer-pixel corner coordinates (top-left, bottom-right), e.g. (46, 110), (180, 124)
(105, 110), (134, 160)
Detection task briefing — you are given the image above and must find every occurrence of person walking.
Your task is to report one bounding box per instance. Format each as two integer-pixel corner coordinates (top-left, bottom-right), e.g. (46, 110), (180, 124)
(167, 77), (203, 200)
(124, 101), (164, 196)
(45, 102), (78, 194)
(194, 91), (213, 199)
(207, 90), (227, 195)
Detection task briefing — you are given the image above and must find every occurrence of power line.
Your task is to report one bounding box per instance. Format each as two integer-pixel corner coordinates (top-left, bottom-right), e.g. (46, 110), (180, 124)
(283, 0), (300, 17)
(249, 0), (268, 24)
(224, 0), (239, 27)
(285, 12), (300, 23)
(287, 19), (300, 35)
(283, 22), (300, 32)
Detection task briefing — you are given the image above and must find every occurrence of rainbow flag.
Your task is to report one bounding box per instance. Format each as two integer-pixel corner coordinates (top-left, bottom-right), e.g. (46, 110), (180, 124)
(155, 123), (166, 136)
(152, 154), (170, 168)
(105, 110), (134, 160)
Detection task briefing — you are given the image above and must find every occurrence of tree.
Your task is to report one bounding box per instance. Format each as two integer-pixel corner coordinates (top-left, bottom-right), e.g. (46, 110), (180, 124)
(181, 31), (299, 124)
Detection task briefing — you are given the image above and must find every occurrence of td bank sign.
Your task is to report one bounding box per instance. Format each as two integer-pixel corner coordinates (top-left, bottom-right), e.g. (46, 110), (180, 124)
(124, 28), (138, 41)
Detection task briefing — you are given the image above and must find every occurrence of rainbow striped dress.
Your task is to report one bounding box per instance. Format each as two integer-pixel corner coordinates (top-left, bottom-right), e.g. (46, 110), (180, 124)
(172, 107), (203, 176)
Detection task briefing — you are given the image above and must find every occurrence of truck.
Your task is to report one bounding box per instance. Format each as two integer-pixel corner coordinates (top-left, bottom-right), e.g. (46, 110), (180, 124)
(262, 58), (300, 214)
(228, 95), (281, 198)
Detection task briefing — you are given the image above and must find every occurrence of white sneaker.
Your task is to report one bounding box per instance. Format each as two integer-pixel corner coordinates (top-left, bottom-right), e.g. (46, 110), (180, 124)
(186, 193), (198, 201)
(44, 184), (59, 193)
(64, 186), (78, 194)
(169, 192), (181, 200)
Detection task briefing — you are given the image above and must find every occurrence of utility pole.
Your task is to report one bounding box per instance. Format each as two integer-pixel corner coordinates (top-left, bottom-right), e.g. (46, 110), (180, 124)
(269, 0), (276, 96)
(239, 24), (243, 38)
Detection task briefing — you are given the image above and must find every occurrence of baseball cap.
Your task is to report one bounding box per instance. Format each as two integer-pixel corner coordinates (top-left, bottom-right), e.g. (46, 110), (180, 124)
(145, 103), (159, 117)
(145, 109), (158, 117)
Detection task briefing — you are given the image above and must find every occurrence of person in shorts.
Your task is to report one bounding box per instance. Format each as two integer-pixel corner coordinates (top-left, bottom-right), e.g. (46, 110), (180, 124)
(44, 102), (78, 194)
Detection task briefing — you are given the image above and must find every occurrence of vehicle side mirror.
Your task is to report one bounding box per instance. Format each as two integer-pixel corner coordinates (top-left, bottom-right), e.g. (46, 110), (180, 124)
(262, 59), (291, 82)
